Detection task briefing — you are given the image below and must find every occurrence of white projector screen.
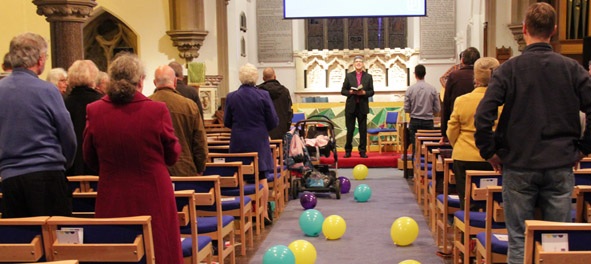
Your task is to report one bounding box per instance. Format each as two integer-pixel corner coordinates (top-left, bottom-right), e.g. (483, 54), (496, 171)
(284, 0), (426, 19)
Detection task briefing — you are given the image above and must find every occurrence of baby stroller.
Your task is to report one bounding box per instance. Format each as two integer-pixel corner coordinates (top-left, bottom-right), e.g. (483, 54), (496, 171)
(284, 115), (340, 199)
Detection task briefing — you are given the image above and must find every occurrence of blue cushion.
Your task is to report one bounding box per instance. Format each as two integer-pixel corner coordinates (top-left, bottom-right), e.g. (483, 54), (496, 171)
(476, 232), (508, 254)
(385, 112), (399, 124)
(420, 163), (432, 170)
(367, 128), (398, 134)
(181, 236), (213, 257)
(197, 196), (252, 211)
(454, 211), (506, 229)
(193, 216), (235, 234)
(267, 172), (282, 182)
(572, 209), (576, 223)
(437, 194), (460, 208)
(426, 170), (432, 179)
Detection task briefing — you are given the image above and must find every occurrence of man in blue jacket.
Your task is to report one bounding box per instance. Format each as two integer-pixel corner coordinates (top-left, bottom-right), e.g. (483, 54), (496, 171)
(0, 33), (76, 218)
(474, 3), (591, 263)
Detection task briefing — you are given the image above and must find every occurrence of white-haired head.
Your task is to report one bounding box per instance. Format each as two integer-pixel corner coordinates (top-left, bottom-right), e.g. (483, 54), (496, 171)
(239, 63), (258, 86)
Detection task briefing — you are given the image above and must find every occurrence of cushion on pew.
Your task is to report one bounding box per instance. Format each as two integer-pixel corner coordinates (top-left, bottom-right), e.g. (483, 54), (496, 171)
(454, 211), (506, 229)
(197, 197), (252, 211)
(181, 236), (213, 257)
(476, 232), (508, 254)
(437, 194), (460, 208)
(192, 216), (235, 234)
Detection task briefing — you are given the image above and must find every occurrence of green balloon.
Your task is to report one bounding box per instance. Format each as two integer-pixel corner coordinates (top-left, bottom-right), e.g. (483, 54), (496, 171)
(263, 245), (295, 264)
(298, 209), (325, 237)
(354, 184), (372, 202)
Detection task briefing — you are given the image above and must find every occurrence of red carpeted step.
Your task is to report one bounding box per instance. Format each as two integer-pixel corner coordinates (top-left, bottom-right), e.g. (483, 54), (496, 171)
(319, 152), (401, 168)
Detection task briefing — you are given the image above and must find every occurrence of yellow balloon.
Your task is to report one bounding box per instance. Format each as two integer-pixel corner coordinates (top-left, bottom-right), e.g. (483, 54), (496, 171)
(288, 240), (317, 264)
(353, 164), (368, 180)
(322, 215), (346, 240)
(390, 217), (419, 246)
(398, 260), (421, 264)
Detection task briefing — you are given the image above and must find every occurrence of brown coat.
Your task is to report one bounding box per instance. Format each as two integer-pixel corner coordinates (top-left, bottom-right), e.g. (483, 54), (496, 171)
(150, 88), (208, 175)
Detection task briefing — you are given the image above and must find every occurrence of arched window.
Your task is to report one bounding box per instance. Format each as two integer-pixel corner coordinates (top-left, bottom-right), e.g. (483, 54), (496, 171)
(83, 11), (137, 72)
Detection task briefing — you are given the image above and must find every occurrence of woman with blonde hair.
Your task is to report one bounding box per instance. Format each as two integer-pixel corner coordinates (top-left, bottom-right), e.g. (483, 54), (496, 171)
(447, 57), (501, 210)
(83, 53), (183, 263)
(64, 60), (102, 176)
(224, 63), (279, 225)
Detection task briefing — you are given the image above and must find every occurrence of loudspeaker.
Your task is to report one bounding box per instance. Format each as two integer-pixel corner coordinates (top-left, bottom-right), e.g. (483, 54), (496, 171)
(583, 36), (591, 70)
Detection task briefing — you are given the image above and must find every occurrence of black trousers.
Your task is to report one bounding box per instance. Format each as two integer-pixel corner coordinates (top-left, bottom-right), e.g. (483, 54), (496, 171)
(409, 118), (434, 159)
(345, 105), (367, 153)
(1, 170), (72, 218)
(453, 160), (493, 210)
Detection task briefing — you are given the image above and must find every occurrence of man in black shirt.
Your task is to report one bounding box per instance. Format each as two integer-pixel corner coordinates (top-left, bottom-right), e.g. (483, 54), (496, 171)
(168, 61), (204, 121)
(474, 3), (591, 263)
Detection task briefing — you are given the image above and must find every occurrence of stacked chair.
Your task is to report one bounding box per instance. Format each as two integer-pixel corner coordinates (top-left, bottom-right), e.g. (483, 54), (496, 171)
(524, 220), (591, 263)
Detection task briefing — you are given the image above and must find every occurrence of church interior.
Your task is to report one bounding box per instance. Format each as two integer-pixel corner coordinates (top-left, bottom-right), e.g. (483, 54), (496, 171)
(2, 0), (591, 264)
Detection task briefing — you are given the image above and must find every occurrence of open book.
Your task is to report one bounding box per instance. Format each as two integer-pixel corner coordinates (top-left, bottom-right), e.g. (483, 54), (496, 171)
(351, 84), (363, 91)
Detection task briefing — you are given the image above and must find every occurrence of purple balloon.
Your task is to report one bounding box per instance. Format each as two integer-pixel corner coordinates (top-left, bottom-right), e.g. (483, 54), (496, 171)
(300, 193), (317, 209)
(339, 176), (351, 194)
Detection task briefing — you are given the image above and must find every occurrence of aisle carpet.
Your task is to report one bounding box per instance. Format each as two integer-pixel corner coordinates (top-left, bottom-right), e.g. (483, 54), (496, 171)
(319, 151), (400, 168)
(249, 168), (445, 264)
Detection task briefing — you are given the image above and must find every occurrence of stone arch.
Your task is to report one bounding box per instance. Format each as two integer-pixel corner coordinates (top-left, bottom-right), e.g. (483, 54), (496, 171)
(83, 8), (138, 72)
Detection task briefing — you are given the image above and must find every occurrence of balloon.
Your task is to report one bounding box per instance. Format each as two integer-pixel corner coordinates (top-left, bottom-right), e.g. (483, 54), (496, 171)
(299, 209), (324, 237)
(391, 217), (419, 246)
(300, 193), (317, 210)
(338, 176), (351, 193)
(288, 240), (317, 264)
(398, 260), (421, 264)
(263, 245), (296, 264)
(322, 215), (346, 240)
(354, 184), (372, 202)
(352, 164), (368, 180)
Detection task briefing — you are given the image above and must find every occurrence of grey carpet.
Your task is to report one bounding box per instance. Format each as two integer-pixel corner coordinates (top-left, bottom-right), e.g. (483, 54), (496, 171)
(249, 168), (445, 264)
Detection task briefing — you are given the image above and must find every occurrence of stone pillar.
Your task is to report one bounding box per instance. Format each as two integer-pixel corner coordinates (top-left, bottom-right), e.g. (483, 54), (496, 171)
(167, 0), (209, 62)
(216, 0), (230, 97)
(33, 0), (97, 69)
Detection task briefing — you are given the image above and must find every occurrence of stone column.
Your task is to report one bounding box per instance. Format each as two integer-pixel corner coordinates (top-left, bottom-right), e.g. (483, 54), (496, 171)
(167, 0), (209, 62)
(216, 0), (230, 97)
(33, 0), (97, 69)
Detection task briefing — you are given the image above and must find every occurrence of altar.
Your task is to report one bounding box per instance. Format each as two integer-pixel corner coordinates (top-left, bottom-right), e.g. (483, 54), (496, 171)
(292, 102), (404, 149)
(293, 48), (420, 103)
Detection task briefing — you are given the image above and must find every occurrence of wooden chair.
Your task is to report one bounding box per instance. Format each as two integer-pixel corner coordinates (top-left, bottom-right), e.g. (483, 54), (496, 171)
(201, 162), (253, 256)
(574, 186), (591, 223)
(45, 215), (155, 264)
(524, 220), (591, 264)
(453, 170), (504, 264)
(422, 142), (451, 218)
(366, 111), (400, 153)
(171, 176), (236, 264)
(206, 152), (265, 235)
(71, 191), (97, 218)
(175, 190), (213, 264)
(428, 147), (452, 232)
(270, 139), (290, 206)
(435, 158), (459, 255)
(475, 186), (508, 264)
(268, 142), (285, 217)
(207, 140), (230, 147)
(576, 157), (591, 170)
(413, 136), (442, 203)
(66, 175), (99, 193)
(0, 216), (49, 263)
(208, 145), (230, 154)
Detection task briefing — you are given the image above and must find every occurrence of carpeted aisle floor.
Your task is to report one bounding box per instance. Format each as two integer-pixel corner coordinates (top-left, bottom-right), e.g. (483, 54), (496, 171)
(248, 168), (445, 264)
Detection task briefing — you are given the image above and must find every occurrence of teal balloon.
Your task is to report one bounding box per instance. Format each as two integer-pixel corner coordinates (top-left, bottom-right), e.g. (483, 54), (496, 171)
(299, 209), (325, 237)
(263, 245), (295, 264)
(354, 184), (372, 202)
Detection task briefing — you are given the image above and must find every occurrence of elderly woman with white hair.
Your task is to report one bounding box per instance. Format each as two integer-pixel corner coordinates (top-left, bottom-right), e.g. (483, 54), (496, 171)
(46, 67), (68, 96)
(224, 63), (279, 225)
(446, 57), (501, 211)
(64, 60), (102, 176)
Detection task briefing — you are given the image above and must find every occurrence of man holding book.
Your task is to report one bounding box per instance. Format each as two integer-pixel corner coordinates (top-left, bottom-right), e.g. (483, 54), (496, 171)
(341, 56), (374, 158)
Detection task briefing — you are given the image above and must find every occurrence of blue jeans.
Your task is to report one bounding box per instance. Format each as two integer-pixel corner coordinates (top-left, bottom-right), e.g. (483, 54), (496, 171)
(502, 166), (574, 264)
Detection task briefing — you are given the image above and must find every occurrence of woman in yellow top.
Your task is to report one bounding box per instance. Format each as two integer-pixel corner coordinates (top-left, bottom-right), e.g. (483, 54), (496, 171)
(447, 57), (500, 210)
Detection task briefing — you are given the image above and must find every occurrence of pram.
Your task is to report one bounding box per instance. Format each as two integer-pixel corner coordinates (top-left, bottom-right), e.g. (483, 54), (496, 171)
(284, 115), (340, 199)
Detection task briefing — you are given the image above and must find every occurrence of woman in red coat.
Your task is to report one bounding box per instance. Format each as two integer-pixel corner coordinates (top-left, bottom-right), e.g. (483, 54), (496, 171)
(83, 53), (183, 264)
